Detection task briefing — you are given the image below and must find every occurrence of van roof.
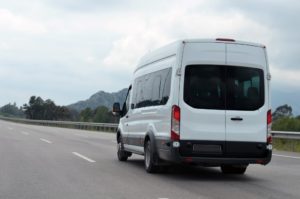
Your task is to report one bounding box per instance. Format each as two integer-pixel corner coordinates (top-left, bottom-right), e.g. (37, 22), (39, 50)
(136, 39), (265, 71)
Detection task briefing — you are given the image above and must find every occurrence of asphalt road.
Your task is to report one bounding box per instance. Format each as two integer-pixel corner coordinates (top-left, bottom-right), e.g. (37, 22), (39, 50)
(0, 120), (300, 199)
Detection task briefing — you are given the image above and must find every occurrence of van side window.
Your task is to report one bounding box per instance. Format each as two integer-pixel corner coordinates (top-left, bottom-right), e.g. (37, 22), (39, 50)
(132, 67), (172, 109)
(135, 79), (144, 108)
(161, 68), (172, 105)
(122, 87), (131, 115)
(151, 75), (161, 105)
(144, 74), (154, 107)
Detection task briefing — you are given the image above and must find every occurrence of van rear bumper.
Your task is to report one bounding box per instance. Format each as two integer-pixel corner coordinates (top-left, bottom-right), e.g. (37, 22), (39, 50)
(157, 140), (272, 166)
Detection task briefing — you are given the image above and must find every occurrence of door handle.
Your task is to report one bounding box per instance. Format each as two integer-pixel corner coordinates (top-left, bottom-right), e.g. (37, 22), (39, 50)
(231, 117), (243, 121)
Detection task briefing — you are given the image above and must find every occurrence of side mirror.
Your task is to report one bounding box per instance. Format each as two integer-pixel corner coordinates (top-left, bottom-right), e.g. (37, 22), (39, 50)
(112, 102), (121, 116)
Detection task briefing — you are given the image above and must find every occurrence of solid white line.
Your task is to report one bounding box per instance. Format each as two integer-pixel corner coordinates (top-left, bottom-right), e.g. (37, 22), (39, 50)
(7, 127), (13, 130)
(21, 131), (29, 135)
(72, 152), (96, 163)
(40, 138), (52, 144)
(273, 154), (300, 160)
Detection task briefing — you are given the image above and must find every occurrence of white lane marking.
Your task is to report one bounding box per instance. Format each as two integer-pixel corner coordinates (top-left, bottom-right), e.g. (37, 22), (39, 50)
(7, 127), (13, 130)
(72, 152), (96, 163)
(273, 154), (300, 160)
(21, 131), (29, 135)
(158, 198), (169, 199)
(40, 138), (52, 144)
(111, 140), (117, 144)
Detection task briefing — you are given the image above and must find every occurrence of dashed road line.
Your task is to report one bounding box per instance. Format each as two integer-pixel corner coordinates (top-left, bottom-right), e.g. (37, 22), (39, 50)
(40, 138), (52, 144)
(273, 154), (300, 160)
(72, 152), (96, 163)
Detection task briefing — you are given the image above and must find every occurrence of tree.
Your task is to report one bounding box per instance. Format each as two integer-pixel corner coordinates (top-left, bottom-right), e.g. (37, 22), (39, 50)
(0, 103), (24, 118)
(23, 96), (72, 121)
(272, 104), (293, 121)
(80, 108), (93, 122)
(79, 106), (117, 123)
(93, 106), (109, 123)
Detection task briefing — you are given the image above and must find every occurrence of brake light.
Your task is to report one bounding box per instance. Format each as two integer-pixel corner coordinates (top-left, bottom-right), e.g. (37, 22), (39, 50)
(267, 109), (272, 125)
(267, 109), (272, 144)
(216, 38), (235, 42)
(171, 105), (180, 141)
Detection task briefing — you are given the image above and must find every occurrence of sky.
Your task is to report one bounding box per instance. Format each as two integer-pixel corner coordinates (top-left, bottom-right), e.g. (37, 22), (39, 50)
(0, 0), (300, 113)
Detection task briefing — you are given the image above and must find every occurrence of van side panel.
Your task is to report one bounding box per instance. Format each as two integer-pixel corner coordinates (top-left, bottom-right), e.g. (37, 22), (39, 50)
(125, 56), (176, 153)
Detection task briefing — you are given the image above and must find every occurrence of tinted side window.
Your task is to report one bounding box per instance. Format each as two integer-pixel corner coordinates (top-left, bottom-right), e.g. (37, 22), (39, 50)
(132, 67), (172, 109)
(161, 68), (172, 105)
(184, 65), (225, 109)
(151, 74), (161, 105)
(122, 88), (131, 115)
(226, 67), (264, 110)
(142, 74), (153, 107)
(135, 78), (144, 108)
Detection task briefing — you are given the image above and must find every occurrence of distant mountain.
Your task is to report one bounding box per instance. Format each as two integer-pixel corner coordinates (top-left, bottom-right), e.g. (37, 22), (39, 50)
(68, 88), (128, 112)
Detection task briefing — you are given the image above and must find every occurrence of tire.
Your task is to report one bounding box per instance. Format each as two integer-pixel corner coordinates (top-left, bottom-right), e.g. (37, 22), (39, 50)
(144, 140), (159, 173)
(221, 165), (247, 174)
(117, 135), (129, 161)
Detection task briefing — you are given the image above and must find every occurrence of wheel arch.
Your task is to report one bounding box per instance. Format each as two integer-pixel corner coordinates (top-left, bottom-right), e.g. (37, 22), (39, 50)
(144, 130), (157, 153)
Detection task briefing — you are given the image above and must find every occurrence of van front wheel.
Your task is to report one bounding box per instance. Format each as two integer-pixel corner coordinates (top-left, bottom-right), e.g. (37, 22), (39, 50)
(221, 165), (247, 174)
(144, 140), (159, 173)
(117, 135), (129, 161)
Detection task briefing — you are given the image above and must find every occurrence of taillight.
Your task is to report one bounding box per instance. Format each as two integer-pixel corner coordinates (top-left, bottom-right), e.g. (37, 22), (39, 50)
(267, 109), (272, 144)
(171, 105), (180, 141)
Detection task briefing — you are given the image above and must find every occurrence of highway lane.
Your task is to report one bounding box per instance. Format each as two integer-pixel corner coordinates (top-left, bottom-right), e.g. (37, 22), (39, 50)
(0, 120), (300, 199)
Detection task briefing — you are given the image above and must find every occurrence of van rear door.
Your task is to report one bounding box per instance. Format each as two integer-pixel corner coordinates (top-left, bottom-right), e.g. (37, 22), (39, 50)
(180, 42), (226, 144)
(225, 44), (268, 156)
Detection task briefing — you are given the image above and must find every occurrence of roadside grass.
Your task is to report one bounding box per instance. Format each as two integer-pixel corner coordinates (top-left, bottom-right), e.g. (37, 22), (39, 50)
(273, 138), (300, 153)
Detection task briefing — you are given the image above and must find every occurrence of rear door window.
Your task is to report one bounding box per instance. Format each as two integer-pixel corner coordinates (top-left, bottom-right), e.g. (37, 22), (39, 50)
(184, 65), (226, 109)
(226, 67), (264, 110)
(184, 65), (264, 111)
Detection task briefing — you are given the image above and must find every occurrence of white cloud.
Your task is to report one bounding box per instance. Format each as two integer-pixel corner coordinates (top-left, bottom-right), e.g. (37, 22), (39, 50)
(102, 6), (272, 73)
(0, 9), (46, 34)
(271, 66), (300, 90)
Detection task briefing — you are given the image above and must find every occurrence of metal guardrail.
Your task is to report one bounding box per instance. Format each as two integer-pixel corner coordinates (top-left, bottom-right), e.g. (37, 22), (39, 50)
(1, 116), (300, 139)
(0, 117), (118, 132)
(271, 131), (300, 140)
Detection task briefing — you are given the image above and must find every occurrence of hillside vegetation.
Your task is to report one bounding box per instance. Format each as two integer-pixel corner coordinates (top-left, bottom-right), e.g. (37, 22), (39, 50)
(272, 104), (300, 131)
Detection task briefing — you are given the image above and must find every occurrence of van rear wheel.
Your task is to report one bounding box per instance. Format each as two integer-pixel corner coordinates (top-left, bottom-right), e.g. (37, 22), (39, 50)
(221, 165), (247, 174)
(144, 140), (159, 173)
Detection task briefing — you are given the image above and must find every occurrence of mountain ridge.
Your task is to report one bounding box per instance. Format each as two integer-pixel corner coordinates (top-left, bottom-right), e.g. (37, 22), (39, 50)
(68, 88), (128, 111)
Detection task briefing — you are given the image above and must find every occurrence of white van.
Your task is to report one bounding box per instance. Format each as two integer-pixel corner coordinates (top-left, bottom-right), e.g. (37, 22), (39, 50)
(113, 38), (272, 174)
